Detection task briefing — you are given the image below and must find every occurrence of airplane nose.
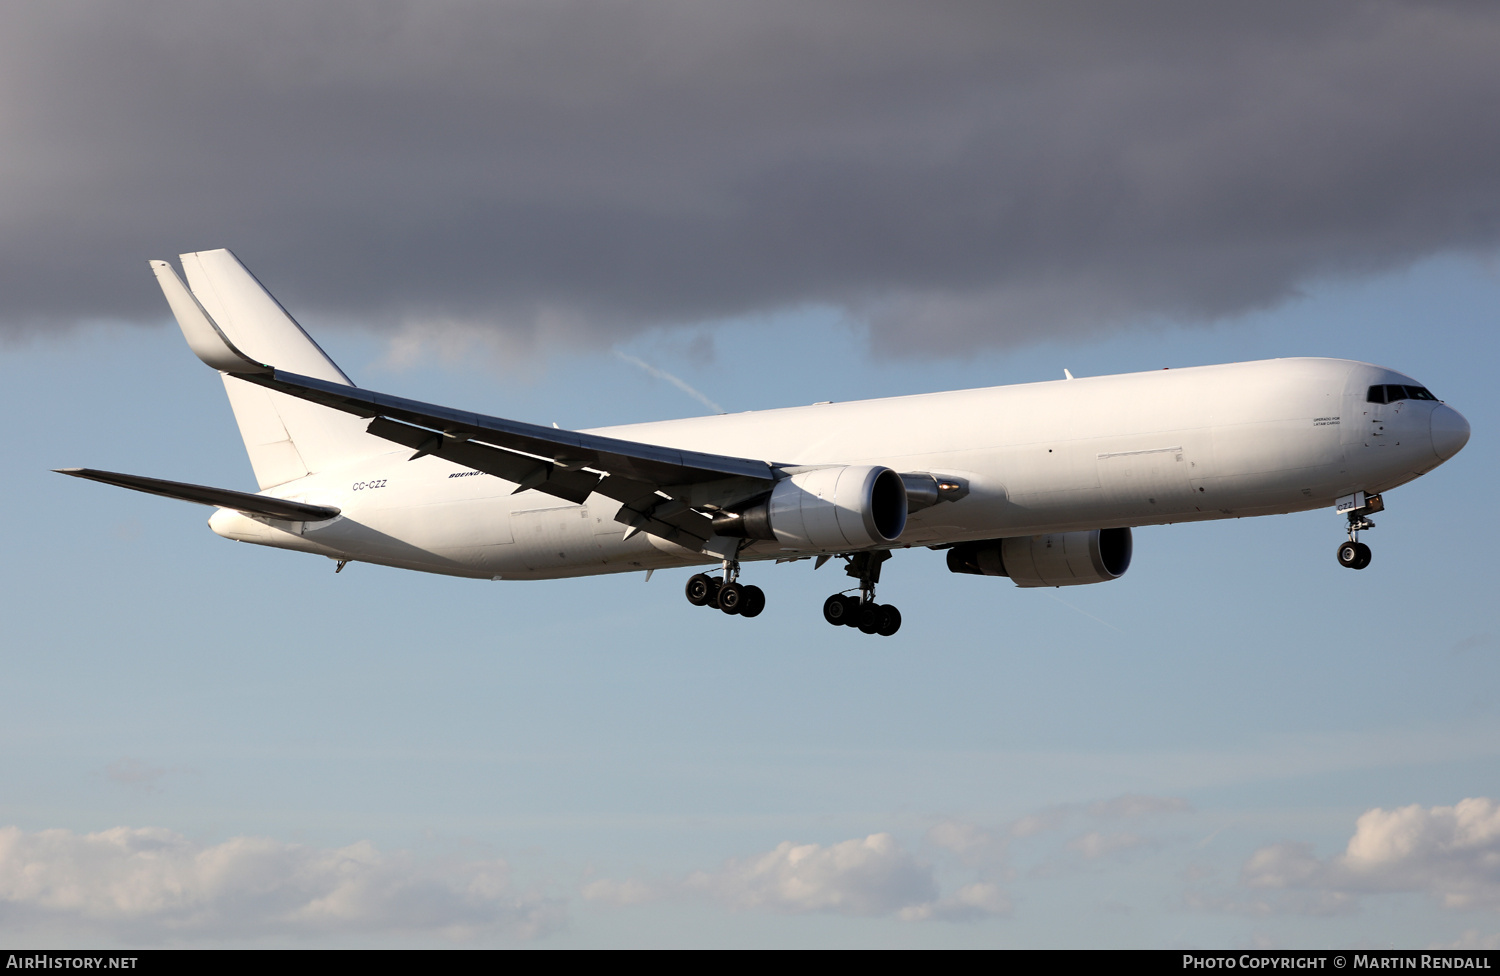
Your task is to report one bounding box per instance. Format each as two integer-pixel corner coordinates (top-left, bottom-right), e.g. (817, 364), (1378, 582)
(1430, 404), (1471, 461)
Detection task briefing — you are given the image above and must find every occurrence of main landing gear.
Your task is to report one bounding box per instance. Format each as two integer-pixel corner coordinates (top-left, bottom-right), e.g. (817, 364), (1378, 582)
(682, 549), (903, 633)
(684, 555), (766, 619)
(822, 551), (902, 637)
(1335, 492), (1383, 570)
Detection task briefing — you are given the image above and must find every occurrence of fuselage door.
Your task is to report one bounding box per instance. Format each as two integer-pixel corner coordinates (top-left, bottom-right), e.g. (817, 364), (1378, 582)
(1097, 446), (1195, 518)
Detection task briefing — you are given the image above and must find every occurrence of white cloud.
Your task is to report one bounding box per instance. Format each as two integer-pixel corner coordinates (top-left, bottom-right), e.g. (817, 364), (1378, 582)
(1242, 798), (1500, 912)
(1242, 842), (1324, 889)
(985, 794), (1189, 843)
(927, 819), (1009, 872)
(1068, 831), (1150, 860)
(586, 833), (1010, 923)
(579, 878), (656, 907)
(899, 882), (1012, 922)
(0, 826), (562, 943)
(928, 819), (994, 856)
(930, 796), (1188, 881)
(685, 833), (936, 917)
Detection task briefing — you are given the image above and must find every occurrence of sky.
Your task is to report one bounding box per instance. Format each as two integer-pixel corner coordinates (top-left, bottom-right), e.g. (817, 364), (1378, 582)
(1, 1), (1498, 949)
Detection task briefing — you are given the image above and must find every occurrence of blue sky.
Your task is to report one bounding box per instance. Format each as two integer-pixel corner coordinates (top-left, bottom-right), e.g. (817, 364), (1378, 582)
(1, 253), (1495, 947)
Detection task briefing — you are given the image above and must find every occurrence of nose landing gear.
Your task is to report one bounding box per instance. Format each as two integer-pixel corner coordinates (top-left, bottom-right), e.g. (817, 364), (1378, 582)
(822, 551), (902, 636)
(1335, 491), (1382, 570)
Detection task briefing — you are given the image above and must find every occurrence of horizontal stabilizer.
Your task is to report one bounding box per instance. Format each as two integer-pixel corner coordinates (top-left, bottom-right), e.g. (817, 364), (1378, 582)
(55, 468), (340, 522)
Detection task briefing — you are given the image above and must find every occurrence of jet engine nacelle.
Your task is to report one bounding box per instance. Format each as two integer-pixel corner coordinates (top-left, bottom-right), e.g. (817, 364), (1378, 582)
(714, 465), (908, 550)
(946, 527), (1132, 587)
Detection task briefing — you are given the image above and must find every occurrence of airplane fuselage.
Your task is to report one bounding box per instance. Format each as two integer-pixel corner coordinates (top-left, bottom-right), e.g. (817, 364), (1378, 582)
(207, 357), (1466, 581)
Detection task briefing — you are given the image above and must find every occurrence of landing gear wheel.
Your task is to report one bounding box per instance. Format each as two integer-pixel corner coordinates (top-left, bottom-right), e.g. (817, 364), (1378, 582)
(876, 604), (902, 637)
(685, 573), (717, 606)
(717, 581), (744, 614)
(857, 602), (882, 634)
(1337, 541), (1372, 570)
(739, 585), (766, 618)
(711, 584), (741, 614)
(823, 594), (855, 626)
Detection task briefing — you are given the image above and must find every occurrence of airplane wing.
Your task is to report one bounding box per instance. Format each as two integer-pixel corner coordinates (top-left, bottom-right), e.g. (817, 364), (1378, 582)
(238, 369), (772, 487)
(56, 468), (341, 522)
(151, 255), (775, 551)
(238, 369), (774, 551)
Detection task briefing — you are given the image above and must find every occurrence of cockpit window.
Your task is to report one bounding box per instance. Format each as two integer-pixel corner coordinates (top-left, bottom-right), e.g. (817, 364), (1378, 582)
(1367, 384), (1439, 404)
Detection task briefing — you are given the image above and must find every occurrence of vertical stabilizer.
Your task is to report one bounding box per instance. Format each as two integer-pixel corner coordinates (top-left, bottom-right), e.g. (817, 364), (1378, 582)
(166, 249), (393, 488)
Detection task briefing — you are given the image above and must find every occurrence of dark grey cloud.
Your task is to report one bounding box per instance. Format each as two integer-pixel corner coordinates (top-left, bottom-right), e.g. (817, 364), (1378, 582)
(4, 1), (1499, 353)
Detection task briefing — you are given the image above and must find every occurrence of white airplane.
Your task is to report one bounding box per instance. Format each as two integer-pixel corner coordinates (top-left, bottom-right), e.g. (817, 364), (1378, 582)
(60, 249), (1470, 636)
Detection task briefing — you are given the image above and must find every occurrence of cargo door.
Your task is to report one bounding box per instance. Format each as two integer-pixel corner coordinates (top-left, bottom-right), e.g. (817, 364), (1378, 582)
(1097, 446), (1195, 518)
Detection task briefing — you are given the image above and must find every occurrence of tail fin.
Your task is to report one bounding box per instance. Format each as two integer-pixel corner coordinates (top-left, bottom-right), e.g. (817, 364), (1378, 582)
(158, 249), (392, 488)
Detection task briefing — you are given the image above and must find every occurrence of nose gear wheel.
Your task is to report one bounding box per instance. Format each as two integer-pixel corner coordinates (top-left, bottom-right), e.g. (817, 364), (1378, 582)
(1337, 540), (1372, 570)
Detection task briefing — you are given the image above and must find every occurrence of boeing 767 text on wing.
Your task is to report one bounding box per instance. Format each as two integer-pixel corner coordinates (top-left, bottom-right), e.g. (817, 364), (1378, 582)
(59, 249), (1470, 636)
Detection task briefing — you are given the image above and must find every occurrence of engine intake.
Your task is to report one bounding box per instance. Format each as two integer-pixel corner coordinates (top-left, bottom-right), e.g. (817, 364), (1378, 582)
(947, 528), (1132, 587)
(713, 465), (908, 550)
